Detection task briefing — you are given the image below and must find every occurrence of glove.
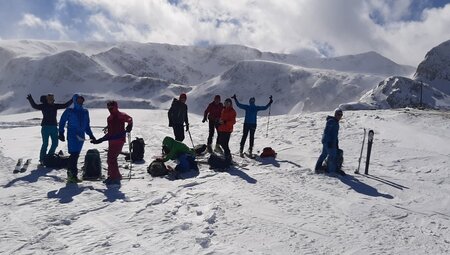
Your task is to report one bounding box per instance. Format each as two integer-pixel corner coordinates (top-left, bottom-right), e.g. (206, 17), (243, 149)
(269, 95), (273, 104)
(90, 138), (102, 144)
(58, 134), (65, 142)
(126, 123), (133, 132)
(231, 94), (236, 99)
(202, 117), (207, 123)
(26, 94), (32, 100)
(185, 124), (189, 131)
(89, 135), (96, 141)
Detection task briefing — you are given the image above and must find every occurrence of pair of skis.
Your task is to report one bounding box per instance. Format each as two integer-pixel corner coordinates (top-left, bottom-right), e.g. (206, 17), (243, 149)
(355, 129), (374, 174)
(13, 158), (32, 173)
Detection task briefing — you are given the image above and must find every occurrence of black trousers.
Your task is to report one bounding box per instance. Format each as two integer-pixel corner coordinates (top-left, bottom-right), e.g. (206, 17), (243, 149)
(172, 124), (185, 142)
(217, 132), (231, 160)
(207, 119), (219, 145)
(240, 123), (257, 150)
(67, 153), (80, 176)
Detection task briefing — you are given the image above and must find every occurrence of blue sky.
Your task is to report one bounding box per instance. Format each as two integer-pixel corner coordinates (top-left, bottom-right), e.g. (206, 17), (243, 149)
(0, 0), (449, 66)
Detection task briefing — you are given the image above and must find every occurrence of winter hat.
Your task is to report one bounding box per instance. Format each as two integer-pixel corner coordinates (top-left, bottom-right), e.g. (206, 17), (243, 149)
(179, 93), (187, 100)
(225, 98), (232, 104)
(334, 108), (343, 115)
(107, 100), (118, 108)
(214, 95), (221, 100)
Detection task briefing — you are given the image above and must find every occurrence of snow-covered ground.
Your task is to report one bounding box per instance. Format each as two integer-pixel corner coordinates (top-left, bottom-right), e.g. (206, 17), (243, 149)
(1, 108), (449, 254)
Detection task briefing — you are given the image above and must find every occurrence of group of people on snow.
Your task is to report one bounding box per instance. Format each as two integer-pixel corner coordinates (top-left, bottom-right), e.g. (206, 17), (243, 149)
(26, 91), (344, 186)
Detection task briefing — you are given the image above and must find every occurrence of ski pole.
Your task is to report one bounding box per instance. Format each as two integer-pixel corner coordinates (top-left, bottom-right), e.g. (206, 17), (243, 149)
(266, 95), (272, 138)
(187, 129), (195, 148)
(355, 128), (366, 174)
(127, 132), (132, 180)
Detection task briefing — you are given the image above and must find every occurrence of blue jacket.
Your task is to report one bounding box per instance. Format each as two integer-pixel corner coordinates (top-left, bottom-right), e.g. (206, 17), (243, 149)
(321, 116), (339, 148)
(234, 98), (271, 124)
(59, 94), (94, 153)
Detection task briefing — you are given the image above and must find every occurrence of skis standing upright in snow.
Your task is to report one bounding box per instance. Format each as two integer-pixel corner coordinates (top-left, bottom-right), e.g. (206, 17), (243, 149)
(365, 130), (374, 175)
(355, 129), (366, 174)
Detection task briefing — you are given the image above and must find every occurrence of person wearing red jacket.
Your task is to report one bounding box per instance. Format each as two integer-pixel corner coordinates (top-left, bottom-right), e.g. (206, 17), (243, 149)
(202, 95), (224, 153)
(217, 98), (236, 164)
(92, 100), (133, 185)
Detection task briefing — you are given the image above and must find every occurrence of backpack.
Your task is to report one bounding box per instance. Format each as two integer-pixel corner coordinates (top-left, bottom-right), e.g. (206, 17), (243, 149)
(147, 160), (168, 177)
(207, 153), (231, 170)
(193, 144), (207, 155)
(43, 153), (69, 169)
(82, 149), (102, 180)
(260, 147), (277, 158)
(131, 138), (145, 162)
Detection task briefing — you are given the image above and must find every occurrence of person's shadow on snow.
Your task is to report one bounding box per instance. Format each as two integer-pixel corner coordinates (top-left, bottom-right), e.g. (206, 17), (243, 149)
(225, 166), (257, 184)
(94, 185), (127, 203)
(339, 175), (394, 199)
(47, 184), (95, 203)
(4, 167), (64, 188)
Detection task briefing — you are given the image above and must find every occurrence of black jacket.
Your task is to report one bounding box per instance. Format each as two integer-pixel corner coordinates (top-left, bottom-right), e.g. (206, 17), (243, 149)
(168, 98), (188, 126)
(27, 96), (72, 126)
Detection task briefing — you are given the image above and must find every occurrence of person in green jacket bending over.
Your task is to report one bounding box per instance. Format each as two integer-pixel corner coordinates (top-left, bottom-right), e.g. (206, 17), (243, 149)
(161, 136), (198, 174)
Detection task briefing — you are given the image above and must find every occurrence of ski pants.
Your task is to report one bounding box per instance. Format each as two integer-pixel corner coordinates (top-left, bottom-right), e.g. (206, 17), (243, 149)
(176, 153), (198, 172)
(218, 132), (232, 162)
(107, 140), (125, 180)
(40, 125), (58, 162)
(207, 119), (219, 145)
(315, 145), (337, 173)
(172, 124), (185, 142)
(240, 123), (257, 150)
(67, 153), (80, 177)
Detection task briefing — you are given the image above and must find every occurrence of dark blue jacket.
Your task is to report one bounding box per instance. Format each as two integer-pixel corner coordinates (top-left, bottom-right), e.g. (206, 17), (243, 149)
(27, 95), (72, 126)
(234, 99), (271, 124)
(321, 116), (339, 148)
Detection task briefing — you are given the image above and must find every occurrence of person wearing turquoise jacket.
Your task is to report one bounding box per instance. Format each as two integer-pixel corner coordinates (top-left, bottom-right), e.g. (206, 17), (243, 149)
(232, 94), (273, 156)
(58, 94), (96, 183)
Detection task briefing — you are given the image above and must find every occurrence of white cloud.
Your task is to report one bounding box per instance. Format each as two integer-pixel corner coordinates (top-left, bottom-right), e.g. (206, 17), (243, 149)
(10, 0), (450, 66)
(18, 13), (69, 40)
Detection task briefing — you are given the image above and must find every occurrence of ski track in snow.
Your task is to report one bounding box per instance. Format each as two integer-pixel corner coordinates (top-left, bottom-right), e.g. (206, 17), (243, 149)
(1, 109), (450, 254)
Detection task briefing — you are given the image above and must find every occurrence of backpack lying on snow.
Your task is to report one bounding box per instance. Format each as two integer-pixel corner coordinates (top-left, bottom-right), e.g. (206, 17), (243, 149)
(147, 160), (168, 177)
(82, 149), (102, 180)
(207, 153), (231, 170)
(260, 147), (277, 158)
(43, 153), (69, 169)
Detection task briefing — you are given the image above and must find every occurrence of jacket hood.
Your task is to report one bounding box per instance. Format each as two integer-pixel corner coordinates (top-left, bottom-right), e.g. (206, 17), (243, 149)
(73, 94), (83, 110)
(163, 136), (175, 148)
(326, 115), (337, 122)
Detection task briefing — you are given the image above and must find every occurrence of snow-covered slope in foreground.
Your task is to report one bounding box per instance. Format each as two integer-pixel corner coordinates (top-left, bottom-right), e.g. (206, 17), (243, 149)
(1, 109), (450, 254)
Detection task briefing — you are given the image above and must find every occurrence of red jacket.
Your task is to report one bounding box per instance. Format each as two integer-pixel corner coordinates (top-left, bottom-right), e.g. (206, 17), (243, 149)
(218, 107), (236, 133)
(107, 104), (133, 142)
(204, 102), (224, 121)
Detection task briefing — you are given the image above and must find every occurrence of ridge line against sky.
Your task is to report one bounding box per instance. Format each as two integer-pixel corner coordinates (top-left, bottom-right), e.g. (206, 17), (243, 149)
(0, 0), (449, 66)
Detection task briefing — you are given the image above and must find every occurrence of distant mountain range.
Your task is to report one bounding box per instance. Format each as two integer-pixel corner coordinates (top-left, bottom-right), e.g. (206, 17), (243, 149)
(0, 39), (439, 114)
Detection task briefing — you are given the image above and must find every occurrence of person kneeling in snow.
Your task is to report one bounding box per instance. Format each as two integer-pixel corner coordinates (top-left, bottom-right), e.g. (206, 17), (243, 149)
(91, 100), (133, 186)
(315, 108), (346, 176)
(158, 136), (198, 179)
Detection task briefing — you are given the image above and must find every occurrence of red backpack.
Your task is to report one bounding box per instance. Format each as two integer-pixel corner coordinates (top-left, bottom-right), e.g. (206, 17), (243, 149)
(260, 147), (277, 158)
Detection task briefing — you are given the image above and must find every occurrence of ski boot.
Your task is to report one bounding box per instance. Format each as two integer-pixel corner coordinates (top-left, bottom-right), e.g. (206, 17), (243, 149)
(67, 171), (82, 184)
(214, 144), (223, 154)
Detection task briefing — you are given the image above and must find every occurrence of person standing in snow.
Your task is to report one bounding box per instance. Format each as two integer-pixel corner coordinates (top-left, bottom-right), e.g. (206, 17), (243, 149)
(168, 93), (189, 142)
(315, 108), (344, 176)
(202, 95), (224, 153)
(26, 94), (73, 165)
(58, 94), (96, 183)
(217, 98), (236, 164)
(91, 101), (133, 185)
(232, 94), (273, 156)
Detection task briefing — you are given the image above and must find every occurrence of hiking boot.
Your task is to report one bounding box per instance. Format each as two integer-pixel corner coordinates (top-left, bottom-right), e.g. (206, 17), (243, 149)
(239, 147), (244, 157)
(207, 144), (213, 153)
(104, 178), (121, 186)
(214, 144), (223, 154)
(248, 147), (253, 156)
(337, 170), (347, 176)
(67, 175), (82, 183)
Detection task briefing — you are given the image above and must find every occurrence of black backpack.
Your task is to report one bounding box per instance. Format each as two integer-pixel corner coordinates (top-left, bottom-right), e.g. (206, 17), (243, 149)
(207, 153), (231, 171)
(147, 160), (168, 177)
(43, 153), (69, 169)
(82, 149), (102, 180)
(131, 138), (145, 162)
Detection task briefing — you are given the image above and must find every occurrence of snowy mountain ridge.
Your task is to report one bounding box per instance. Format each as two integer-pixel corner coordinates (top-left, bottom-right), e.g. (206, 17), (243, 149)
(0, 40), (415, 114)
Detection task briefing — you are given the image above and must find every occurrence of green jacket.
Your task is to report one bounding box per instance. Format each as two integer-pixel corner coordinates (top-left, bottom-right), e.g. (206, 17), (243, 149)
(162, 136), (195, 162)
